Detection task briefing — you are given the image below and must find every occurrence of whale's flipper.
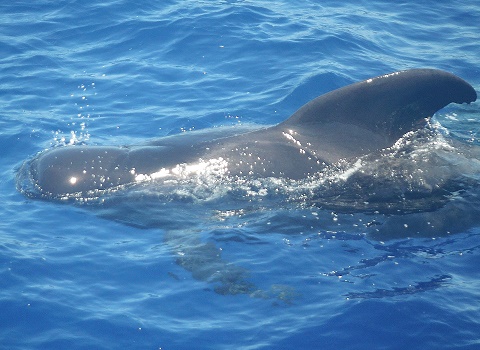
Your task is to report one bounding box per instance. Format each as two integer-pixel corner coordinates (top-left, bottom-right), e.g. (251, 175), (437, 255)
(276, 69), (477, 163)
(164, 229), (258, 295)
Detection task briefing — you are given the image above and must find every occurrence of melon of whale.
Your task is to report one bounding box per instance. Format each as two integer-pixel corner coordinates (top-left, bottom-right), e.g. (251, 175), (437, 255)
(18, 69), (477, 201)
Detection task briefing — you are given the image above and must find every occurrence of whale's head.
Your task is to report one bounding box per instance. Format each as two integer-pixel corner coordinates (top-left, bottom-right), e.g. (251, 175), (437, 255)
(17, 146), (136, 199)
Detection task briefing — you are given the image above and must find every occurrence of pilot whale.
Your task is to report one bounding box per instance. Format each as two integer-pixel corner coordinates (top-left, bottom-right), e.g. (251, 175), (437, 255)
(18, 69), (477, 200)
(15, 68), (478, 297)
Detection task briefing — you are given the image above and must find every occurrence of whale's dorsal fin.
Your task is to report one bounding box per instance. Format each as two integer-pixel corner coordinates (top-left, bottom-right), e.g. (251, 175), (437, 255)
(281, 69), (477, 146)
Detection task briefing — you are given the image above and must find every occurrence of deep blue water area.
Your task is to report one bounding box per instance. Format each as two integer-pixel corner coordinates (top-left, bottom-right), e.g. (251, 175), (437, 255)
(1, 1), (480, 349)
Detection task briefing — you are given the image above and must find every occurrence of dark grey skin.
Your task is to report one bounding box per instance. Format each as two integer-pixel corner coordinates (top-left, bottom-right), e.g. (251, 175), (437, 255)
(20, 69), (477, 198)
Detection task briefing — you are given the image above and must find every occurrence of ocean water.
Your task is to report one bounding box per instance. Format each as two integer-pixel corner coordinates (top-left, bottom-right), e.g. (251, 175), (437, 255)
(1, 1), (480, 349)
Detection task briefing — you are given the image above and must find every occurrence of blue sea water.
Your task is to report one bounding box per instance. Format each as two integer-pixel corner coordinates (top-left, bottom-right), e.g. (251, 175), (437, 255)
(1, 1), (480, 349)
